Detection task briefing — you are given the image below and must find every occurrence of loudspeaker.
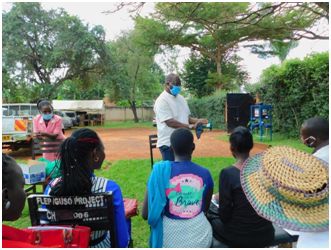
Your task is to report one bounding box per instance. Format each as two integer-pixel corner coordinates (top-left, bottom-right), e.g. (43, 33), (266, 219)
(226, 93), (254, 133)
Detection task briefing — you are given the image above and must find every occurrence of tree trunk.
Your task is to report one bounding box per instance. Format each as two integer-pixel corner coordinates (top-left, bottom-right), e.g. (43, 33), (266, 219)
(128, 100), (139, 123)
(216, 47), (222, 89)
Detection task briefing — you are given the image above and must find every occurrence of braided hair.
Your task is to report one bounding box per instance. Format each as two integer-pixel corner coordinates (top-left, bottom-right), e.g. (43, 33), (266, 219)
(50, 128), (103, 196)
(37, 99), (53, 112)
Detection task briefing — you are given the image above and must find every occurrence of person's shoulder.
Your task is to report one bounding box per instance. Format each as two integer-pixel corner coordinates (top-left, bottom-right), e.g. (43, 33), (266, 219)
(220, 165), (238, 177)
(313, 145), (329, 164)
(33, 114), (42, 121)
(154, 91), (167, 104)
(190, 162), (212, 175)
(53, 114), (62, 121)
(93, 176), (121, 191)
(155, 91), (167, 100)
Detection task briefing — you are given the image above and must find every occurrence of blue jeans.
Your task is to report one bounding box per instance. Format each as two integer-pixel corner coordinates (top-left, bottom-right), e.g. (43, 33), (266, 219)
(159, 145), (175, 161)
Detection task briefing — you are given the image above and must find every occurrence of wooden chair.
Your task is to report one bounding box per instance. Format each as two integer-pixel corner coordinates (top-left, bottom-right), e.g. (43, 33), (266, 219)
(25, 138), (63, 194)
(148, 134), (158, 169)
(31, 138), (63, 160)
(27, 193), (118, 248)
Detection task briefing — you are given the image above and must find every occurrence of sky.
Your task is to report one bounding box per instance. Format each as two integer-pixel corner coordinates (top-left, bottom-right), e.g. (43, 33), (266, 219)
(2, 2), (329, 84)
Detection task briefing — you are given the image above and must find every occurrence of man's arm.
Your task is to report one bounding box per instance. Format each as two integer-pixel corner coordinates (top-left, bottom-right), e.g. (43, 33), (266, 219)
(165, 118), (193, 129)
(189, 117), (208, 125)
(38, 132), (59, 139)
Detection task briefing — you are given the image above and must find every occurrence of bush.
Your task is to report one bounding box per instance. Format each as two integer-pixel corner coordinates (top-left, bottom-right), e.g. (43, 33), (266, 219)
(253, 52), (329, 137)
(188, 91), (227, 129)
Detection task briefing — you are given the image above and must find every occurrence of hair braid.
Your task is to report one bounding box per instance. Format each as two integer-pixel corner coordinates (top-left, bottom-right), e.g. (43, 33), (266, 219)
(50, 129), (102, 196)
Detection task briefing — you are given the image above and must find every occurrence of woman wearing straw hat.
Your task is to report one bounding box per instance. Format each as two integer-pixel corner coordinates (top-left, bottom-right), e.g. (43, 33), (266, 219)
(240, 145), (329, 248)
(207, 126), (275, 247)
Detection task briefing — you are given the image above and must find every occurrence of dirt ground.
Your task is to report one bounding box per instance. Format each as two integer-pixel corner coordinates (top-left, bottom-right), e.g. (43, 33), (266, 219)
(5, 127), (268, 162)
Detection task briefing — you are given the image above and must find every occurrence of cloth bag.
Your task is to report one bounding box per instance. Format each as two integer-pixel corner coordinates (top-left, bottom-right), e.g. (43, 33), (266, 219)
(23, 225), (91, 248)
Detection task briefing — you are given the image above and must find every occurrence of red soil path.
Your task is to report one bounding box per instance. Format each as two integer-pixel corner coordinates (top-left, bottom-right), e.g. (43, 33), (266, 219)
(5, 127), (268, 162)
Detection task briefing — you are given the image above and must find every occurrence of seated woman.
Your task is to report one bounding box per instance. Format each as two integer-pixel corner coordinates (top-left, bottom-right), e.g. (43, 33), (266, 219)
(142, 128), (214, 248)
(208, 126), (274, 247)
(45, 128), (129, 248)
(2, 154), (44, 247)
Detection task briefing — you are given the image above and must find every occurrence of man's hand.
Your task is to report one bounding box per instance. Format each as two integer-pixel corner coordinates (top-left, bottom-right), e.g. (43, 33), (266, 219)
(197, 119), (208, 125)
(193, 121), (202, 129)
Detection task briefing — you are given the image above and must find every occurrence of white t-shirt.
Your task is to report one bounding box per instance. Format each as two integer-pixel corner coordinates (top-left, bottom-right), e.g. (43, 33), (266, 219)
(284, 146), (329, 248)
(153, 90), (190, 147)
(284, 230), (329, 248)
(313, 145), (329, 164)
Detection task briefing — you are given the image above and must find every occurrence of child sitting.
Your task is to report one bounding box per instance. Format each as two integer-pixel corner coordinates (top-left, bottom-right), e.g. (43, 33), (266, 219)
(142, 128), (214, 248)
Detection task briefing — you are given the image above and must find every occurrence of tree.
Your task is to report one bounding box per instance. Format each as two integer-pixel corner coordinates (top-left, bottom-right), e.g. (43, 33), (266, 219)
(182, 54), (248, 97)
(244, 39), (299, 63)
(134, 2), (321, 89)
(2, 3), (109, 99)
(106, 31), (163, 122)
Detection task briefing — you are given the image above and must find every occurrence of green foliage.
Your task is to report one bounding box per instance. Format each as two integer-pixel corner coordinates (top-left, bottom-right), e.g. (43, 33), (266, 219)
(245, 39), (299, 62)
(56, 80), (105, 100)
(105, 31), (163, 121)
(182, 56), (216, 97)
(182, 54), (247, 97)
(3, 3), (109, 100)
(135, 2), (317, 90)
(252, 52), (329, 137)
(188, 91), (227, 129)
(4, 156), (234, 247)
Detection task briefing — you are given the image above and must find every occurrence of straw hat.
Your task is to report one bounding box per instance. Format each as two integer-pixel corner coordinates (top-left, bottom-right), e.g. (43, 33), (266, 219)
(240, 146), (329, 232)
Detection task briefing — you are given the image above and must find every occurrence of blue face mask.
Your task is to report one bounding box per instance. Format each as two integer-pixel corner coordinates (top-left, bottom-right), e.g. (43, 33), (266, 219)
(170, 85), (181, 96)
(42, 113), (53, 121)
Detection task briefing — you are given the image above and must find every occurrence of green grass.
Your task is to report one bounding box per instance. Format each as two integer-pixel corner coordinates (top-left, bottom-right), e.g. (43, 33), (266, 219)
(86, 120), (153, 129)
(4, 156), (234, 248)
(218, 132), (313, 153)
(6, 130), (312, 247)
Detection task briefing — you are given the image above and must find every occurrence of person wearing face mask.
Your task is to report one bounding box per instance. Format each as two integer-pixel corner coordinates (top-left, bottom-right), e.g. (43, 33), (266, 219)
(283, 117), (329, 248)
(300, 116), (329, 164)
(33, 99), (65, 161)
(153, 73), (208, 161)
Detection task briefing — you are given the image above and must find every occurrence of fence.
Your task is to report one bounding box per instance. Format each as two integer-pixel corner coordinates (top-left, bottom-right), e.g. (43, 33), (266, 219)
(105, 107), (154, 121)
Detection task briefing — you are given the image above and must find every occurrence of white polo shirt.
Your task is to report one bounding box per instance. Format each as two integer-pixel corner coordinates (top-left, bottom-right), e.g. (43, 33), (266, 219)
(313, 145), (329, 164)
(153, 90), (190, 147)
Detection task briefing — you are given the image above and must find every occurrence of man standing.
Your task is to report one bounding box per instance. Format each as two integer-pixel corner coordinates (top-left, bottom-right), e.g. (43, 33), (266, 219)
(154, 73), (208, 161)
